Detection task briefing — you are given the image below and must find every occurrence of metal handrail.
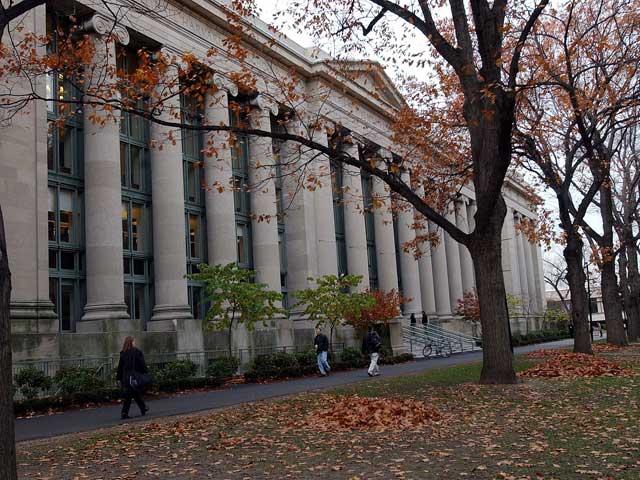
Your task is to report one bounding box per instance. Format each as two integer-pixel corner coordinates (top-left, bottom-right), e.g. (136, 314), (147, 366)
(402, 324), (481, 357)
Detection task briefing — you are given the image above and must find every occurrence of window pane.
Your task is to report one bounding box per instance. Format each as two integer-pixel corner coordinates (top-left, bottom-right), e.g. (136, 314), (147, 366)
(60, 283), (73, 331)
(236, 224), (246, 265)
(47, 123), (55, 170)
(122, 203), (129, 250)
(134, 285), (144, 320)
(49, 278), (58, 314)
(131, 204), (143, 252)
(49, 249), (57, 269)
(133, 258), (145, 276)
(58, 190), (73, 242)
(233, 177), (243, 213)
(123, 258), (130, 275)
(48, 187), (56, 241)
(187, 163), (197, 202)
(189, 214), (200, 259)
(131, 111), (144, 142)
(59, 127), (73, 175)
(120, 143), (127, 186)
(46, 73), (54, 113)
(130, 146), (142, 190)
(60, 251), (75, 270)
(124, 283), (132, 318)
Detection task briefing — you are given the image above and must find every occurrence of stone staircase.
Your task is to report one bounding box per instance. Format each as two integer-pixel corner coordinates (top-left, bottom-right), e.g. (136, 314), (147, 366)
(403, 323), (482, 358)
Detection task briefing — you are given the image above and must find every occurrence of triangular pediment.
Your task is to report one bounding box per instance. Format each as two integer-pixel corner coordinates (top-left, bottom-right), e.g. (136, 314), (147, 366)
(324, 60), (405, 110)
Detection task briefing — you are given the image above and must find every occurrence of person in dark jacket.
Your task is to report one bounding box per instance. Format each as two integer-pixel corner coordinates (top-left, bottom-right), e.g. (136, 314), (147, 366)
(314, 327), (331, 376)
(116, 336), (149, 419)
(410, 313), (416, 324)
(421, 311), (429, 325)
(361, 326), (382, 377)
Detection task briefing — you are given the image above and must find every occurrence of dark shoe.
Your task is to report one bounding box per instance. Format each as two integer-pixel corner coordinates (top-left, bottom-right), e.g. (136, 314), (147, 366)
(121, 414), (130, 420)
(141, 407), (149, 416)
(367, 372), (373, 377)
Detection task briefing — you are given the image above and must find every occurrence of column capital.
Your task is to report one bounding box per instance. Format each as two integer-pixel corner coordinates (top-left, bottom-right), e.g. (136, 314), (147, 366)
(82, 13), (130, 45)
(250, 93), (279, 116)
(211, 73), (239, 97)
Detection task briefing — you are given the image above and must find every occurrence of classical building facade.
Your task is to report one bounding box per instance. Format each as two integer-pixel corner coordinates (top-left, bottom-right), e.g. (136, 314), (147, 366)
(2, 1), (546, 361)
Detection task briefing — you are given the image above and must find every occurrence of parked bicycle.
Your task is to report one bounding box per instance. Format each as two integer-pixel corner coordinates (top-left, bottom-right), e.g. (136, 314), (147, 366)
(423, 340), (453, 358)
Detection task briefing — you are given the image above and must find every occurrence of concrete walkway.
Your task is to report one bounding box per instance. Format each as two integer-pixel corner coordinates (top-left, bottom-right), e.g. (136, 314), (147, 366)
(15, 338), (576, 442)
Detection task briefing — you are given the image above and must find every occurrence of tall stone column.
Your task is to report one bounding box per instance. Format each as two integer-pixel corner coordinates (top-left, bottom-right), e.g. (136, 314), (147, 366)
(532, 243), (547, 313)
(342, 141), (369, 290)
(523, 237), (539, 314)
(204, 74), (238, 266)
(282, 118), (337, 296)
(147, 78), (193, 337)
(248, 95), (281, 293)
(80, 18), (130, 330)
(515, 216), (531, 313)
(372, 174), (399, 292)
(444, 209), (464, 312)
(502, 208), (523, 303)
(397, 171), (422, 315)
(313, 137), (339, 279)
(371, 155), (402, 354)
(415, 186), (436, 315)
(430, 222), (451, 316)
(456, 199), (475, 294)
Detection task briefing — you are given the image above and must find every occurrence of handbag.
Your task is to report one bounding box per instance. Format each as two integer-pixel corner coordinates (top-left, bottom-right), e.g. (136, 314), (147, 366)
(128, 351), (153, 391)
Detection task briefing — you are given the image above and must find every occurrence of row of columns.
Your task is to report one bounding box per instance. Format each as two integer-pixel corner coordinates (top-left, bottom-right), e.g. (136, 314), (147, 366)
(77, 16), (545, 345)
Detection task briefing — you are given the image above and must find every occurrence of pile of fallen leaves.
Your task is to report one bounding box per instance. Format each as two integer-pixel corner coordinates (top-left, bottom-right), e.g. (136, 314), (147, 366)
(525, 349), (570, 359)
(592, 343), (624, 353)
(520, 351), (635, 378)
(294, 395), (441, 432)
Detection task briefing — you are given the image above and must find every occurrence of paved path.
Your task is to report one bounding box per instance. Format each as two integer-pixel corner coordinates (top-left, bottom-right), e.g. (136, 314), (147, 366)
(15, 338), (575, 442)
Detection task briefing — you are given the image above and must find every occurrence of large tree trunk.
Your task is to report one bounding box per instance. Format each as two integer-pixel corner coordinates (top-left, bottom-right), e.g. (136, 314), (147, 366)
(563, 233), (592, 354)
(625, 242), (640, 342)
(597, 184), (627, 345)
(619, 250), (640, 343)
(600, 260), (627, 345)
(0, 204), (16, 480)
(469, 197), (516, 385)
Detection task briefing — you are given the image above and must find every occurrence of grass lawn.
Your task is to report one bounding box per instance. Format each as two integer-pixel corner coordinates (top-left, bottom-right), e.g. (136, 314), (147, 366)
(17, 349), (640, 479)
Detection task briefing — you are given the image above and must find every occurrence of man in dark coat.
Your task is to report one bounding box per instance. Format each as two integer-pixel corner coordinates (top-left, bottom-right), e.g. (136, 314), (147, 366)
(116, 336), (149, 419)
(314, 327), (331, 376)
(361, 326), (382, 377)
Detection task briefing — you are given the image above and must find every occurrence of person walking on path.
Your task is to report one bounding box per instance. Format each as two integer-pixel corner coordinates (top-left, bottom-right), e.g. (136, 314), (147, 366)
(116, 336), (149, 419)
(314, 327), (331, 376)
(362, 326), (382, 377)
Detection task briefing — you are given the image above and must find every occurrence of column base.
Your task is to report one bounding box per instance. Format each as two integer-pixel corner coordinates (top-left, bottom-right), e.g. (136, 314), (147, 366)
(11, 300), (58, 333)
(78, 303), (135, 332)
(148, 313), (203, 352)
(150, 304), (193, 323)
(389, 318), (407, 355)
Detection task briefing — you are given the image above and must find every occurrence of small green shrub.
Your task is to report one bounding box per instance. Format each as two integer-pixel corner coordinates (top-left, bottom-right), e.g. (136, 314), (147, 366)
(244, 352), (304, 382)
(53, 366), (106, 396)
(206, 357), (239, 380)
(14, 367), (52, 400)
(339, 347), (368, 368)
(151, 359), (198, 385)
(294, 349), (317, 368)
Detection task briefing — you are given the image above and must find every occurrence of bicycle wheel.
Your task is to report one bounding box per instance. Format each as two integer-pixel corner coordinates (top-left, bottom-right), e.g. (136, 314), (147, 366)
(423, 344), (433, 358)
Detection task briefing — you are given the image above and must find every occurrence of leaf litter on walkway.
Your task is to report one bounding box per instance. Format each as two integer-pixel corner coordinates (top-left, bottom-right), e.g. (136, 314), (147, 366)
(17, 345), (640, 479)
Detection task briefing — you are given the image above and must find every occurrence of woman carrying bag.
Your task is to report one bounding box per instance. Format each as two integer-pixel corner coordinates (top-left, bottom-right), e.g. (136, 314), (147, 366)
(116, 336), (150, 419)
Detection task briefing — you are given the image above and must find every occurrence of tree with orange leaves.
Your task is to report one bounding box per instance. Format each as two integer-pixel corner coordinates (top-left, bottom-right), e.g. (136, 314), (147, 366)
(344, 289), (404, 330)
(515, 0), (640, 352)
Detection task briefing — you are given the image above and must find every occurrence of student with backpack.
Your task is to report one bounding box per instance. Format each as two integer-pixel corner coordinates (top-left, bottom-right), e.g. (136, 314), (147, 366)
(314, 327), (331, 376)
(362, 326), (382, 377)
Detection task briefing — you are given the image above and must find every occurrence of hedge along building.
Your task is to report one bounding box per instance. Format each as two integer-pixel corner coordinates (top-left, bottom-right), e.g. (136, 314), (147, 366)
(3, 0), (546, 362)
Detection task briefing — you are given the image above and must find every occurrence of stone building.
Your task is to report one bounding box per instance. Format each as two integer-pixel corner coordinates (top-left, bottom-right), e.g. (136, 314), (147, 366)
(2, 1), (546, 361)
